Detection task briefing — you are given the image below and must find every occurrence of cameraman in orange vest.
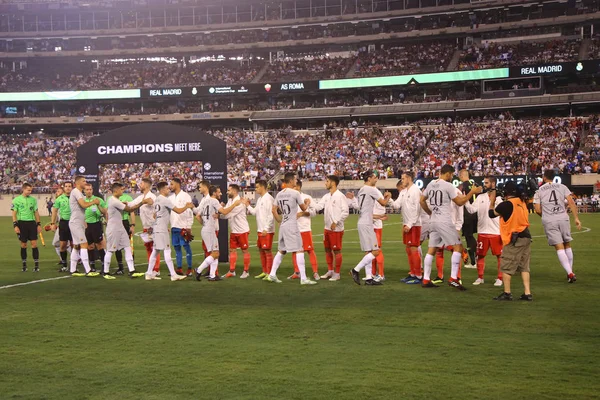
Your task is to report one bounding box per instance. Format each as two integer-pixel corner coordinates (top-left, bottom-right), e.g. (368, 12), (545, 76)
(487, 181), (533, 302)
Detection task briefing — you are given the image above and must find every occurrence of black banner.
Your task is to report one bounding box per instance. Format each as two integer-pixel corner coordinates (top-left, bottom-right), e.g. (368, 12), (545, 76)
(76, 122), (229, 261)
(141, 80), (319, 98)
(414, 175), (572, 190)
(509, 60), (600, 78)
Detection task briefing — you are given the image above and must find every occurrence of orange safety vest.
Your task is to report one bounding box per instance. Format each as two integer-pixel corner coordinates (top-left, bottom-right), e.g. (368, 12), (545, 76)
(499, 198), (530, 245)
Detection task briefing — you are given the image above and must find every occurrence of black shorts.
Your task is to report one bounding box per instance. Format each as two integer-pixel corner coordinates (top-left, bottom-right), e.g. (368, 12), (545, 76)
(86, 222), (104, 244)
(462, 220), (477, 237)
(17, 221), (37, 243)
(59, 220), (72, 242)
(122, 220), (132, 238)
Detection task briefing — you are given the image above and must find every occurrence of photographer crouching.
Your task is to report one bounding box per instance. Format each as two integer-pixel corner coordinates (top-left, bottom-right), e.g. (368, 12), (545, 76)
(486, 182), (533, 302)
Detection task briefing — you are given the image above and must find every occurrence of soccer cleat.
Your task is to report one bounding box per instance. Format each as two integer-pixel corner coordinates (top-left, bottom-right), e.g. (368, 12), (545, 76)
(155, 271), (161, 277)
(365, 279), (383, 286)
(350, 269), (361, 286)
(329, 272), (341, 281)
(362, 276), (369, 281)
(145, 272), (161, 280)
(493, 292), (513, 301)
(34, 267), (39, 273)
(313, 272), (321, 281)
(208, 276), (222, 281)
(195, 269), (202, 281)
(463, 263), (476, 269)
(301, 279), (317, 285)
(265, 275), (282, 283)
(71, 272), (86, 277)
(519, 293), (533, 302)
(472, 278), (485, 285)
(225, 271), (236, 278)
(320, 270), (333, 279)
(114, 269), (125, 276)
(494, 278), (503, 287)
(431, 277), (444, 285)
(421, 281), (439, 288)
(86, 271), (100, 277)
(287, 272), (300, 280)
(406, 277), (422, 284)
(254, 272), (267, 279)
(240, 271), (250, 279)
(58, 266), (68, 273)
(448, 279), (467, 291)
(21, 266), (27, 272)
(176, 268), (183, 275)
(373, 275), (386, 282)
(102, 273), (116, 280)
(129, 271), (145, 278)
(400, 275), (413, 283)
(186, 269), (194, 277)
(568, 273), (577, 283)
(171, 274), (187, 282)
(90, 267), (97, 273)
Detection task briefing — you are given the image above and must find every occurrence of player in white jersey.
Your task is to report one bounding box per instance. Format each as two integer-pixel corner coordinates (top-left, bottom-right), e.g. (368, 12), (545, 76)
(370, 200), (387, 282)
(465, 176), (504, 286)
(533, 170), (582, 283)
(265, 172), (317, 285)
(169, 178), (194, 276)
(350, 171), (391, 286)
(433, 186), (465, 285)
(419, 165), (481, 290)
(102, 182), (150, 279)
(288, 179), (320, 281)
(144, 181), (195, 281)
(193, 181), (242, 281)
(128, 178), (160, 275)
(312, 175), (349, 281)
(221, 184), (252, 279)
(390, 172), (423, 284)
(246, 179), (275, 279)
(68, 176), (101, 277)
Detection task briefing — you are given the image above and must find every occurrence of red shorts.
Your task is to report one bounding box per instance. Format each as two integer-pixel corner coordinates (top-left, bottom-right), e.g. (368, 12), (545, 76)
(324, 230), (344, 251)
(202, 230), (219, 252)
(230, 232), (249, 250)
(301, 231), (314, 251)
(257, 232), (274, 250)
(477, 234), (503, 257)
(374, 228), (383, 248)
(403, 226), (422, 246)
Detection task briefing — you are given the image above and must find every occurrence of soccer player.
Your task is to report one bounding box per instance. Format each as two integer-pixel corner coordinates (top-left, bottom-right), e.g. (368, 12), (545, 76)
(102, 182), (150, 279)
(114, 186), (135, 275)
(350, 171), (391, 286)
(533, 170), (582, 283)
(51, 182), (74, 272)
(194, 181), (242, 280)
(433, 185), (464, 284)
(390, 172), (423, 284)
(266, 172), (317, 285)
(128, 178), (160, 274)
(247, 179), (275, 279)
(458, 169), (478, 269)
(169, 178), (195, 276)
(419, 165), (480, 290)
(221, 184), (252, 279)
(312, 175), (349, 281)
(66, 176), (101, 277)
(12, 183), (42, 272)
(288, 179), (320, 281)
(465, 177), (504, 286)
(145, 181), (194, 281)
(51, 186), (66, 264)
(83, 183), (107, 273)
(370, 200), (387, 282)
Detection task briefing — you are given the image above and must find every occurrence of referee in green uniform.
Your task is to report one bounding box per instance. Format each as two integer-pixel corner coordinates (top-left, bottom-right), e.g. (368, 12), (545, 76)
(84, 184), (107, 272)
(114, 189), (135, 274)
(12, 183), (42, 272)
(51, 182), (73, 272)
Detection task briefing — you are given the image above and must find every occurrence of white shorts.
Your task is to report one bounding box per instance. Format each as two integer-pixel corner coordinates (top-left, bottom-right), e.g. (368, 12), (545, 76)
(153, 232), (171, 251)
(69, 222), (87, 245)
(428, 222), (461, 248)
(420, 221), (431, 242)
(106, 227), (130, 252)
(278, 225), (303, 253)
(201, 228), (219, 252)
(358, 224), (379, 252)
(543, 220), (572, 246)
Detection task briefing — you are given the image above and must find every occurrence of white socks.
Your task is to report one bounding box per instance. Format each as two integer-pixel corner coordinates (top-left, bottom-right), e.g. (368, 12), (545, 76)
(557, 249), (573, 275)
(450, 251), (461, 280)
(565, 247), (574, 269)
(197, 256), (215, 274)
(70, 248), (80, 273)
(147, 249), (159, 274)
(124, 247), (135, 272)
(209, 259), (218, 278)
(353, 253), (376, 279)
(270, 252), (284, 277)
(104, 251), (113, 273)
(295, 252), (307, 281)
(423, 253), (434, 281)
(163, 248), (177, 276)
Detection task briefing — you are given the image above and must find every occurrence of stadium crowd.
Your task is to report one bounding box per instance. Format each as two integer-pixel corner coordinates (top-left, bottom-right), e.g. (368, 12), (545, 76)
(1, 117), (598, 194)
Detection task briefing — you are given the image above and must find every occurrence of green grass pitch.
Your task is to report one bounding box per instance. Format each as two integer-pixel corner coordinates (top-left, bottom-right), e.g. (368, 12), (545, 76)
(1, 213), (599, 400)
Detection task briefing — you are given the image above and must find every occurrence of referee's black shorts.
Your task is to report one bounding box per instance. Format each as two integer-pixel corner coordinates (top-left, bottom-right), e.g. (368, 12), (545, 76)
(86, 222), (104, 244)
(59, 220), (72, 242)
(17, 221), (38, 243)
(122, 220), (132, 238)
(462, 212), (478, 237)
